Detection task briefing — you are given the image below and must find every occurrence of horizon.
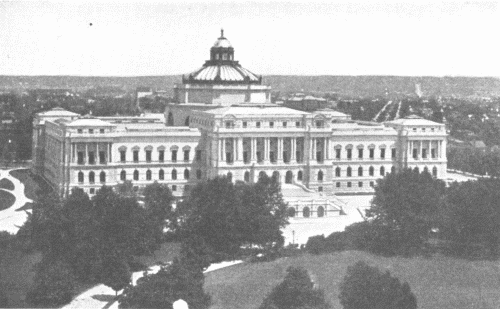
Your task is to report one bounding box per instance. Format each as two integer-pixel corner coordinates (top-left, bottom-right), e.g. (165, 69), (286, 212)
(1, 1), (499, 77)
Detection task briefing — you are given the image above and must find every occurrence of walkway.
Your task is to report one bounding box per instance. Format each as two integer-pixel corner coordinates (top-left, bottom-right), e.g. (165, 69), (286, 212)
(0, 168), (33, 234)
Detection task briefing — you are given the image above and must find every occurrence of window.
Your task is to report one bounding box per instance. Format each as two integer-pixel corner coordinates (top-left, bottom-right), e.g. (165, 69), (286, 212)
(88, 151), (95, 165)
(422, 128), (426, 132)
(77, 129), (83, 134)
(159, 169), (164, 180)
(358, 181), (363, 187)
(244, 171), (250, 182)
(315, 120), (324, 128)
(413, 149), (418, 159)
(335, 167), (341, 177)
(89, 171), (95, 184)
(336, 182), (341, 188)
(297, 171), (303, 181)
(120, 170), (126, 181)
(380, 148), (386, 159)
(317, 170), (324, 182)
(347, 182), (352, 188)
(269, 121), (274, 128)
(90, 188), (95, 194)
(303, 207), (310, 218)
(282, 122), (287, 127)
(159, 150), (165, 162)
(347, 149), (352, 160)
(184, 150), (190, 162)
(225, 121), (233, 129)
(318, 186), (323, 192)
(172, 185), (177, 191)
(146, 169), (152, 180)
(172, 169), (177, 180)
(146, 150), (152, 162)
(99, 151), (105, 164)
(295, 121), (301, 127)
(78, 171), (84, 183)
(133, 170), (139, 180)
(432, 166), (438, 177)
(369, 148), (374, 159)
(100, 129), (104, 134)
(336, 148), (341, 159)
(370, 181), (374, 187)
(431, 148), (436, 159)
(358, 148), (363, 159)
(243, 152), (249, 163)
(196, 150), (202, 162)
(133, 150), (139, 163)
(196, 169), (202, 180)
(171, 150), (177, 162)
(380, 166), (385, 176)
(100, 171), (106, 183)
(413, 128), (417, 132)
(391, 166), (396, 174)
(89, 129), (94, 134)
(358, 166), (363, 176)
(392, 148), (396, 159)
(256, 121), (261, 128)
(120, 151), (126, 162)
(347, 167), (352, 177)
(78, 152), (84, 164)
(243, 121), (247, 128)
(184, 169), (190, 180)
(369, 166), (374, 176)
(422, 149), (427, 159)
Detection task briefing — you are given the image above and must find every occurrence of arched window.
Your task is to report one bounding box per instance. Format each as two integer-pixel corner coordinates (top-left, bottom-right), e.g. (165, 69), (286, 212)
(89, 171), (95, 184)
(335, 167), (341, 177)
(146, 169), (152, 180)
(297, 171), (303, 181)
(432, 166), (438, 177)
(272, 171), (280, 182)
(423, 166), (429, 174)
(287, 207), (296, 217)
(133, 170), (139, 181)
(227, 172), (233, 182)
(285, 171), (293, 184)
(244, 171), (250, 182)
(358, 166), (363, 176)
(196, 169), (202, 180)
(303, 207), (310, 218)
(184, 169), (190, 180)
(369, 166), (374, 176)
(159, 169), (164, 180)
(259, 171), (267, 180)
(380, 166), (385, 176)
(78, 171), (84, 183)
(120, 170), (126, 181)
(347, 167), (352, 177)
(317, 170), (324, 182)
(317, 206), (325, 217)
(172, 169), (177, 180)
(99, 171), (106, 183)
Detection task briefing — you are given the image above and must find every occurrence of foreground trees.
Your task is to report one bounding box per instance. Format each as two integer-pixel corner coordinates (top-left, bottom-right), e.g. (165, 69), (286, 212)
(178, 175), (288, 259)
(259, 266), (330, 309)
(339, 261), (417, 309)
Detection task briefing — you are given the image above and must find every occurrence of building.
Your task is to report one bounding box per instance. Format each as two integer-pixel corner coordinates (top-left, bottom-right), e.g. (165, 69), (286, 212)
(32, 31), (448, 218)
(284, 94), (330, 112)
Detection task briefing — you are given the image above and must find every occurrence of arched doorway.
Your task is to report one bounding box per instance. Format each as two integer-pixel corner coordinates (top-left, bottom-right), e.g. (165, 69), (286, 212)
(287, 207), (296, 217)
(317, 206), (325, 217)
(303, 207), (310, 218)
(167, 112), (174, 126)
(285, 171), (293, 184)
(272, 171), (280, 183)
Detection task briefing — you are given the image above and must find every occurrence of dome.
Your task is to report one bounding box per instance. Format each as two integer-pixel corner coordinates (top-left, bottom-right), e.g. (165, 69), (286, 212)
(213, 37), (232, 48)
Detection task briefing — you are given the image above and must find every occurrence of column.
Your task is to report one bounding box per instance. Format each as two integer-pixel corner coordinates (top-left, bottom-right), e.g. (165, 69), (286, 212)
(311, 138), (316, 161)
(251, 138), (257, 162)
(264, 138), (270, 162)
(96, 142), (99, 164)
(419, 140), (422, 160)
(323, 137), (328, 160)
(237, 138), (243, 162)
(221, 138), (225, 162)
(277, 138), (283, 161)
(291, 138), (296, 162)
(438, 140), (442, 159)
(85, 143), (88, 164)
(109, 143), (112, 163)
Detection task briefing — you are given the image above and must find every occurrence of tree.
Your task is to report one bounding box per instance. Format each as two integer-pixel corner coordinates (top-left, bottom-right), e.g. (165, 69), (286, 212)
(102, 254), (132, 296)
(259, 266), (330, 309)
(178, 175), (288, 258)
(119, 258), (210, 309)
(442, 178), (500, 257)
(143, 182), (176, 242)
(367, 169), (446, 255)
(26, 258), (77, 307)
(339, 261), (417, 309)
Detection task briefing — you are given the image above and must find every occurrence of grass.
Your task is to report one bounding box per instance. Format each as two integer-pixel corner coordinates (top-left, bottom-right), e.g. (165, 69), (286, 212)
(0, 190), (15, 211)
(204, 250), (500, 309)
(9, 169), (53, 201)
(0, 178), (14, 191)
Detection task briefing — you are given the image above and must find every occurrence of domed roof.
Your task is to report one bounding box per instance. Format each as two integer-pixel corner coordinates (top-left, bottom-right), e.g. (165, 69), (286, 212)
(212, 29), (232, 48)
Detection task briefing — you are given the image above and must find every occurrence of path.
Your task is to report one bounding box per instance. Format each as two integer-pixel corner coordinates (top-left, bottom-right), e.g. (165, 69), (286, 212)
(0, 168), (33, 234)
(62, 260), (243, 309)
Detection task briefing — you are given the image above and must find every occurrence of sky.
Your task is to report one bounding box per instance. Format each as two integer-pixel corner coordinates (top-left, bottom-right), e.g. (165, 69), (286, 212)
(0, 0), (499, 77)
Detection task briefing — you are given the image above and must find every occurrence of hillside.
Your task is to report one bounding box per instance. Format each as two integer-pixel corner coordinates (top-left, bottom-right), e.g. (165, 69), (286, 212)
(1, 75), (500, 98)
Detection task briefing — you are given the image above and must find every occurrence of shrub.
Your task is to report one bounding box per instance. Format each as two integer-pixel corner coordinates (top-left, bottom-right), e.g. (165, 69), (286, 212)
(339, 261), (417, 309)
(26, 258), (77, 307)
(306, 235), (327, 255)
(259, 266), (330, 309)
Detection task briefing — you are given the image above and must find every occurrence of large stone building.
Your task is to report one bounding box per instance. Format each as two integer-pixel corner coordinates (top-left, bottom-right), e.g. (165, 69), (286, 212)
(32, 31), (447, 218)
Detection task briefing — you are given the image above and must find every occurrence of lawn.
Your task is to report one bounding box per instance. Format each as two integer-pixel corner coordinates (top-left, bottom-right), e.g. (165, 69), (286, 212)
(0, 190), (15, 211)
(9, 169), (52, 201)
(0, 178), (14, 191)
(204, 250), (500, 309)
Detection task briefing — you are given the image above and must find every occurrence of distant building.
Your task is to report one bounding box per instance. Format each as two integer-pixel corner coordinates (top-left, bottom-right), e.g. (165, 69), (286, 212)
(284, 94), (330, 112)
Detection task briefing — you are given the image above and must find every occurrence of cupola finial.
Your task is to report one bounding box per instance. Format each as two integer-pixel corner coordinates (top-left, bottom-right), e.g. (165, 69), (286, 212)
(220, 28), (224, 38)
